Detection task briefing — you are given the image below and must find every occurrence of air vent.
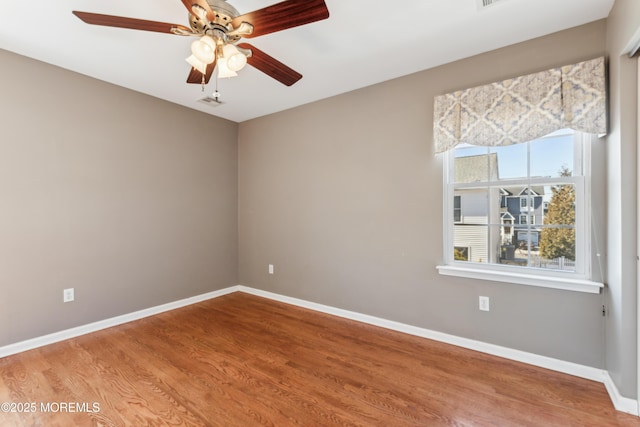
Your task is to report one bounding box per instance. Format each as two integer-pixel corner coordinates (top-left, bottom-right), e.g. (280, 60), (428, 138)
(477, 0), (508, 9)
(198, 95), (224, 107)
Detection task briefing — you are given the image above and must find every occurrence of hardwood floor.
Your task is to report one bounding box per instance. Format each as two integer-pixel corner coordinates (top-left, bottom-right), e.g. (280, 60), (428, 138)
(1, 292), (638, 426)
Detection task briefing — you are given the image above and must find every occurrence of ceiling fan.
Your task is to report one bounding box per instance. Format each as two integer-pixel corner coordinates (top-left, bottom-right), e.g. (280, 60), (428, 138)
(72, 0), (330, 86)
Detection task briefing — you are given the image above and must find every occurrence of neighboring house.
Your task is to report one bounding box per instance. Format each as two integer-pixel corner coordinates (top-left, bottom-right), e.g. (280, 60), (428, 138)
(454, 154), (547, 263)
(500, 186), (546, 248)
(453, 154), (500, 263)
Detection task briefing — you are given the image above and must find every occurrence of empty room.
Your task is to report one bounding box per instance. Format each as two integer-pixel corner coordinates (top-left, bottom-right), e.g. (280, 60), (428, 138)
(1, 0), (640, 425)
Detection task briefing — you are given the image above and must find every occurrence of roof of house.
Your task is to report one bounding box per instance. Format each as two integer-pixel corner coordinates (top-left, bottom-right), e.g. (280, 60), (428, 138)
(454, 153), (499, 183)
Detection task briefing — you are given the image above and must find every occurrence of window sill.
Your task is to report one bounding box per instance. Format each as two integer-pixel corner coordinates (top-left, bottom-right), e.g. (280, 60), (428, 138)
(436, 265), (604, 294)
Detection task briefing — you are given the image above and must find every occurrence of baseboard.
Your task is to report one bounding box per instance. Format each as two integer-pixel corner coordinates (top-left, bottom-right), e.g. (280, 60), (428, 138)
(0, 285), (241, 359)
(603, 371), (640, 415)
(238, 285), (640, 416)
(1, 284), (637, 417)
(237, 286), (605, 382)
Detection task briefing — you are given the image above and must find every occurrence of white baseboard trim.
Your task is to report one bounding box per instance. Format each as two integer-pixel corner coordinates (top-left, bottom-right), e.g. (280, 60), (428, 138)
(238, 286), (639, 416)
(1, 284), (637, 417)
(0, 286), (240, 359)
(237, 286), (604, 382)
(603, 371), (640, 415)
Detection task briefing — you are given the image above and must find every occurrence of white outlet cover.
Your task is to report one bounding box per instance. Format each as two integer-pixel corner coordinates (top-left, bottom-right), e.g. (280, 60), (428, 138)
(63, 288), (75, 303)
(479, 296), (490, 311)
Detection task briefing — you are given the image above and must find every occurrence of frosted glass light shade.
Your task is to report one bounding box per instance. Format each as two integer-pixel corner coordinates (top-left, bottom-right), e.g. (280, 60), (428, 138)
(191, 36), (216, 64)
(217, 57), (237, 78)
(223, 44), (247, 72)
(185, 55), (207, 74)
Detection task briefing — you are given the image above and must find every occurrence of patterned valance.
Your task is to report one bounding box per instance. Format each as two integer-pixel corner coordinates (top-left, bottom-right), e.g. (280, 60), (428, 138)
(433, 57), (607, 153)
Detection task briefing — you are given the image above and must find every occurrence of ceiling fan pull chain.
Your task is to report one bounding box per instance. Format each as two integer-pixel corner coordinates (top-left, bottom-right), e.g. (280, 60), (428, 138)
(201, 73), (206, 91)
(213, 71), (221, 102)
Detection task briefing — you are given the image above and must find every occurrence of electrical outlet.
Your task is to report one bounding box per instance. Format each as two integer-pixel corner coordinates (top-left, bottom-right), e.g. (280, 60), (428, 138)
(479, 296), (490, 312)
(268, 264), (274, 275)
(63, 288), (75, 303)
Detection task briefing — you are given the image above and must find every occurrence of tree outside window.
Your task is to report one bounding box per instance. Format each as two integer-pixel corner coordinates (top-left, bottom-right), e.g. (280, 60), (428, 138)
(539, 166), (575, 261)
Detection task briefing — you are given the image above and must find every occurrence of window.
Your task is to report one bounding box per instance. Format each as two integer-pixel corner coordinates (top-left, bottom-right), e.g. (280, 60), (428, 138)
(454, 246), (469, 261)
(500, 190), (508, 208)
(438, 130), (601, 293)
(453, 195), (462, 223)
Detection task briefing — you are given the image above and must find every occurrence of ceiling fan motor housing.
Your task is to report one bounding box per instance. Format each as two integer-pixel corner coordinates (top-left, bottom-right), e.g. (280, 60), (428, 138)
(189, 0), (241, 42)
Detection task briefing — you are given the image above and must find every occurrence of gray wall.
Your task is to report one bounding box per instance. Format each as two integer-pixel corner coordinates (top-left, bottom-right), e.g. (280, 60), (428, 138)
(605, 0), (640, 399)
(0, 50), (239, 347)
(3, 6), (637, 404)
(238, 21), (608, 369)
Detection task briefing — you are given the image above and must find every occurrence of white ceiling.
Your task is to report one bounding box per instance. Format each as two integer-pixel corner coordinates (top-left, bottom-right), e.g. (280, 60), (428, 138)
(0, 0), (614, 122)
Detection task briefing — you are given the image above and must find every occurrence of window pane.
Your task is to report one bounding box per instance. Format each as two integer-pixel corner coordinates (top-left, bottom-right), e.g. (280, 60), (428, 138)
(537, 182), (576, 271)
(453, 190), (490, 225)
(530, 133), (574, 178)
(498, 226), (517, 264)
(542, 183), (576, 228)
(454, 225), (488, 264)
(537, 226), (576, 271)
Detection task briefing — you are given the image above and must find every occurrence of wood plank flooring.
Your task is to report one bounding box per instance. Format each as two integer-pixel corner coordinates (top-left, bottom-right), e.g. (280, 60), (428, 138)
(0, 292), (639, 426)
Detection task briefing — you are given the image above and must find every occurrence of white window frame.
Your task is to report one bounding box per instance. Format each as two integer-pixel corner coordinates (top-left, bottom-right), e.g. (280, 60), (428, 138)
(437, 131), (603, 294)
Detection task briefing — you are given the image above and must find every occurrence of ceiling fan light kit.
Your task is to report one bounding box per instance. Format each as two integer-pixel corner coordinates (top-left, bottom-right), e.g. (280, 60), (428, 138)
(223, 44), (247, 72)
(72, 0), (330, 96)
(185, 54), (207, 74)
(190, 35), (217, 64)
(216, 57), (237, 78)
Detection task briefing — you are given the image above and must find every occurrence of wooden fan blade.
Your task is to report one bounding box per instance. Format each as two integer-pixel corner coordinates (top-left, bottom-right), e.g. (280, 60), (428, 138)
(72, 11), (192, 34)
(186, 60), (216, 84)
(181, 0), (216, 22)
(232, 0), (329, 38)
(238, 43), (302, 86)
